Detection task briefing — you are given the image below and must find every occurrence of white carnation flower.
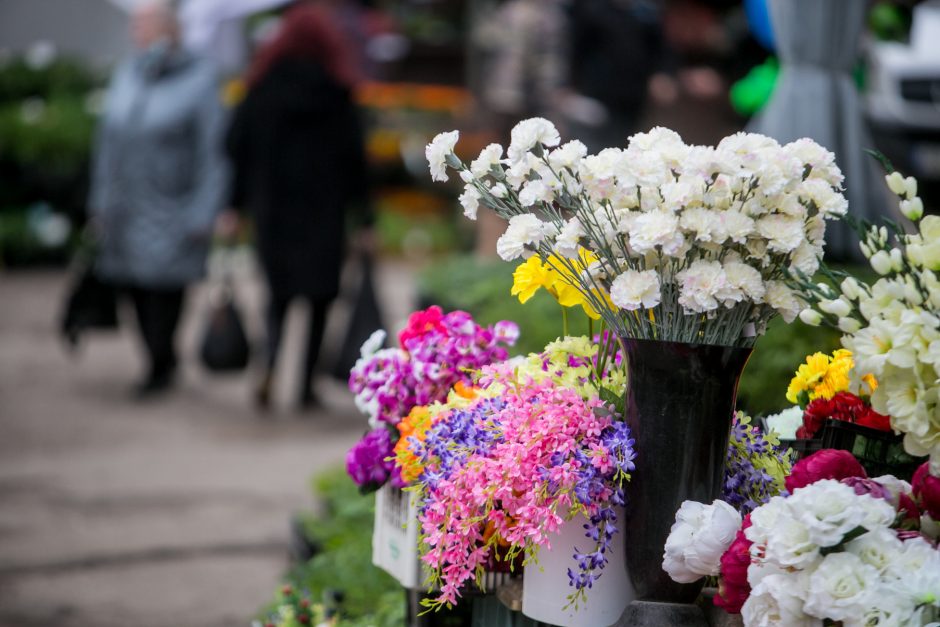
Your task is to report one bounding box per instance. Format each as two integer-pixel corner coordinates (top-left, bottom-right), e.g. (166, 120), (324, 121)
(629, 210), (685, 256)
(469, 143), (503, 177)
(719, 210), (756, 244)
(764, 406), (803, 439)
(662, 499), (741, 583)
(679, 207), (722, 242)
(758, 214), (806, 253)
(490, 182), (508, 198)
(723, 260), (766, 302)
(505, 153), (540, 189)
(507, 117), (560, 162)
(459, 186), (482, 220)
(790, 242), (821, 276)
(803, 552), (880, 622)
(765, 280), (802, 323)
(426, 130), (459, 182)
(518, 179), (553, 207)
(495, 214), (548, 261)
(553, 218), (584, 259)
(676, 260), (729, 313)
(547, 140), (587, 171)
(784, 137), (843, 186)
(610, 269), (661, 310)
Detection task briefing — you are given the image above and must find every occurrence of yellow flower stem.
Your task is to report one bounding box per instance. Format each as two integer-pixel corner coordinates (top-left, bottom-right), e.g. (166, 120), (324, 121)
(562, 306), (569, 338)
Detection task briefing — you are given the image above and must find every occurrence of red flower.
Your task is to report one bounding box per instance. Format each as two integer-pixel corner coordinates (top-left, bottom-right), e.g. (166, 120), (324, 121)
(855, 406), (891, 432)
(398, 306), (446, 347)
(799, 392), (891, 438)
(912, 462), (940, 520)
(785, 449), (867, 492)
(714, 515), (751, 615)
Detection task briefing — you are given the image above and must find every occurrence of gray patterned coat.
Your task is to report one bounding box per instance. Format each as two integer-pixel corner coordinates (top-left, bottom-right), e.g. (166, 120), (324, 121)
(90, 49), (227, 288)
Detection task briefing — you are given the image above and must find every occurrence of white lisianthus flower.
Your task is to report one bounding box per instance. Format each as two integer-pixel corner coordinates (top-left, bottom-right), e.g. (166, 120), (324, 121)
(844, 527), (904, 574)
(742, 574), (821, 627)
(765, 406), (803, 439)
(459, 187), (481, 220)
(629, 210), (685, 256)
(803, 552), (880, 622)
(746, 495), (791, 547)
(763, 513), (821, 569)
(787, 480), (896, 547)
(425, 130), (459, 182)
(507, 117), (560, 162)
(765, 280), (802, 323)
(610, 269), (661, 310)
(677, 260), (728, 313)
(662, 499), (741, 583)
(495, 214), (549, 261)
(469, 143), (503, 178)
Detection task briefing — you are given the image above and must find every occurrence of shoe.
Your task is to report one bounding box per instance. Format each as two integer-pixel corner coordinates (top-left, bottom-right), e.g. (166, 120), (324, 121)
(133, 371), (173, 400)
(255, 372), (273, 410)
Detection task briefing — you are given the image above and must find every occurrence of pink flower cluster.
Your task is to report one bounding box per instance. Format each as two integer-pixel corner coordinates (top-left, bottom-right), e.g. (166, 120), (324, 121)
(415, 380), (631, 607)
(349, 306), (519, 428)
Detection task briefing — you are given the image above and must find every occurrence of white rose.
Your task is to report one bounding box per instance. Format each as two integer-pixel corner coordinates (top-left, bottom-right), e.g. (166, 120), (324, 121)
(426, 130), (460, 182)
(610, 269), (661, 310)
(495, 214), (548, 261)
(507, 117), (560, 162)
(469, 143), (503, 178)
(459, 186), (481, 220)
(662, 499), (742, 583)
(742, 574), (821, 627)
(803, 552), (880, 621)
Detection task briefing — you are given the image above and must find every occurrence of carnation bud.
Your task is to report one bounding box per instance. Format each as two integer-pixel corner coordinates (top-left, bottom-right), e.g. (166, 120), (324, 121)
(900, 197), (924, 221)
(799, 308), (823, 326)
(885, 172), (906, 196)
(841, 277), (862, 300)
(904, 175), (918, 199)
(838, 316), (861, 333)
(870, 250), (893, 275)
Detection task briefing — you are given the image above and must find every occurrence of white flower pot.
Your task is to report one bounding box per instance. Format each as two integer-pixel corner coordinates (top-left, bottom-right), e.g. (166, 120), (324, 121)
(372, 484), (425, 589)
(522, 507), (633, 627)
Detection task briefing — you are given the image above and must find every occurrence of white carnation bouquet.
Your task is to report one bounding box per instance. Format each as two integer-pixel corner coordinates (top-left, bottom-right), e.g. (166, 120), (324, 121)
(427, 118), (847, 347)
(792, 170), (940, 473)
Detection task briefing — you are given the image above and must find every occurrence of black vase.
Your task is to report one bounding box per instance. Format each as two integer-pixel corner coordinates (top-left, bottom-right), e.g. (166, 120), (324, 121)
(619, 337), (752, 603)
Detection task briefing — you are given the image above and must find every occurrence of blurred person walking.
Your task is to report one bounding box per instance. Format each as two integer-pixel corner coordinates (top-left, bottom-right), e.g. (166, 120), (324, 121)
(89, 0), (227, 397)
(225, 1), (370, 411)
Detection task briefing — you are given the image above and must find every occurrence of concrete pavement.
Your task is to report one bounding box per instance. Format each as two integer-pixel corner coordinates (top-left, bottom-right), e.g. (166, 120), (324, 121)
(0, 258), (418, 627)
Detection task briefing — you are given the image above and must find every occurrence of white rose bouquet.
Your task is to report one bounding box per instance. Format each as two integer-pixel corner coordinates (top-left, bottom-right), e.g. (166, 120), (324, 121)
(426, 118), (847, 347)
(792, 170), (940, 475)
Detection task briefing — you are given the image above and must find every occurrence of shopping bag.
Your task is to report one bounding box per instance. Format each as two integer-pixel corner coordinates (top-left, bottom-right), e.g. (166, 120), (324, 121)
(60, 260), (119, 349)
(199, 285), (250, 372)
(330, 253), (386, 380)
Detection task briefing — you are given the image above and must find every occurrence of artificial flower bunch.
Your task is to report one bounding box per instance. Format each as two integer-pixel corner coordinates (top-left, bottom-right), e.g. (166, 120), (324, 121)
(345, 306), (518, 491)
(786, 349), (890, 439)
(792, 171), (940, 474)
(426, 119), (847, 347)
(664, 449), (940, 625)
(722, 413), (792, 514)
(404, 337), (634, 610)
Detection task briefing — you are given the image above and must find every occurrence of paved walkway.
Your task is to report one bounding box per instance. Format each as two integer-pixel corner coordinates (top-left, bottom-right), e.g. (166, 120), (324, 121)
(0, 259), (419, 627)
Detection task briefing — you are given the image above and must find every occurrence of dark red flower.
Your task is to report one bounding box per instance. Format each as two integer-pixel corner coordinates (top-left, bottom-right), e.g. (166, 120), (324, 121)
(714, 515), (752, 615)
(785, 449), (867, 492)
(912, 462), (940, 520)
(855, 407), (892, 432)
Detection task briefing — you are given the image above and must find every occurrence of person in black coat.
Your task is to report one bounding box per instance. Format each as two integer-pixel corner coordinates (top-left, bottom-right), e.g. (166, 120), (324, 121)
(225, 2), (371, 409)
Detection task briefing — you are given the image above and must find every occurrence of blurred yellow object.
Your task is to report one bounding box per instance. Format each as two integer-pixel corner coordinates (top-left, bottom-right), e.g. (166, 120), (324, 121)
(221, 78), (246, 107)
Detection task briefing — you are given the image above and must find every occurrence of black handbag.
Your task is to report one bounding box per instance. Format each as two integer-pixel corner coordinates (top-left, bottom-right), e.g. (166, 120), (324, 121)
(199, 280), (250, 373)
(60, 258), (119, 349)
(330, 252), (386, 380)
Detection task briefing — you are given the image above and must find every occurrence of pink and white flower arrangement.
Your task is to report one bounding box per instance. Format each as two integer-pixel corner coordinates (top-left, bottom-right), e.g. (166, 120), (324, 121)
(664, 449), (940, 625)
(406, 339), (634, 610)
(345, 306), (518, 491)
(426, 119), (846, 347)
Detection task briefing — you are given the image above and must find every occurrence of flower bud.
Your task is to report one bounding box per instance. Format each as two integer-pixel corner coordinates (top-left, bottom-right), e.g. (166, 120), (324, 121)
(900, 197), (924, 221)
(870, 250), (893, 275)
(819, 297), (851, 317)
(799, 308), (823, 326)
(860, 241), (872, 258)
(890, 248), (904, 271)
(838, 317), (861, 333)
(904, 176), (918, 199)
(885, 172), (906, 196)
(841, 277), (862, 300)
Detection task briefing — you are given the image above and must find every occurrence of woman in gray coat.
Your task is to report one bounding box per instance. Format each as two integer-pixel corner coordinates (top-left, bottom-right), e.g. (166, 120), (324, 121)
(89, 1), (227, 396)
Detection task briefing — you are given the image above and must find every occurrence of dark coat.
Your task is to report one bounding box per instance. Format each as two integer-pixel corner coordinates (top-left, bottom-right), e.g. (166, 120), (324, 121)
(226, 59), (368, 300)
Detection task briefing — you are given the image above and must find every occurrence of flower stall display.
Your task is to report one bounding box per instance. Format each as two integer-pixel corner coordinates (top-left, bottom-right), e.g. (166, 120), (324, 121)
(426, 118), (846, 604)
(663, 449), (940, 625)
(792, 171), (940, 476)
(404, 336), (636, 626)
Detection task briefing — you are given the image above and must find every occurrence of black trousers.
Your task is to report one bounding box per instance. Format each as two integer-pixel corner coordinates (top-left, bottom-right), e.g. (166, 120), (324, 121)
(128, 286), (185, 380)
(265, 294), (331, 400)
